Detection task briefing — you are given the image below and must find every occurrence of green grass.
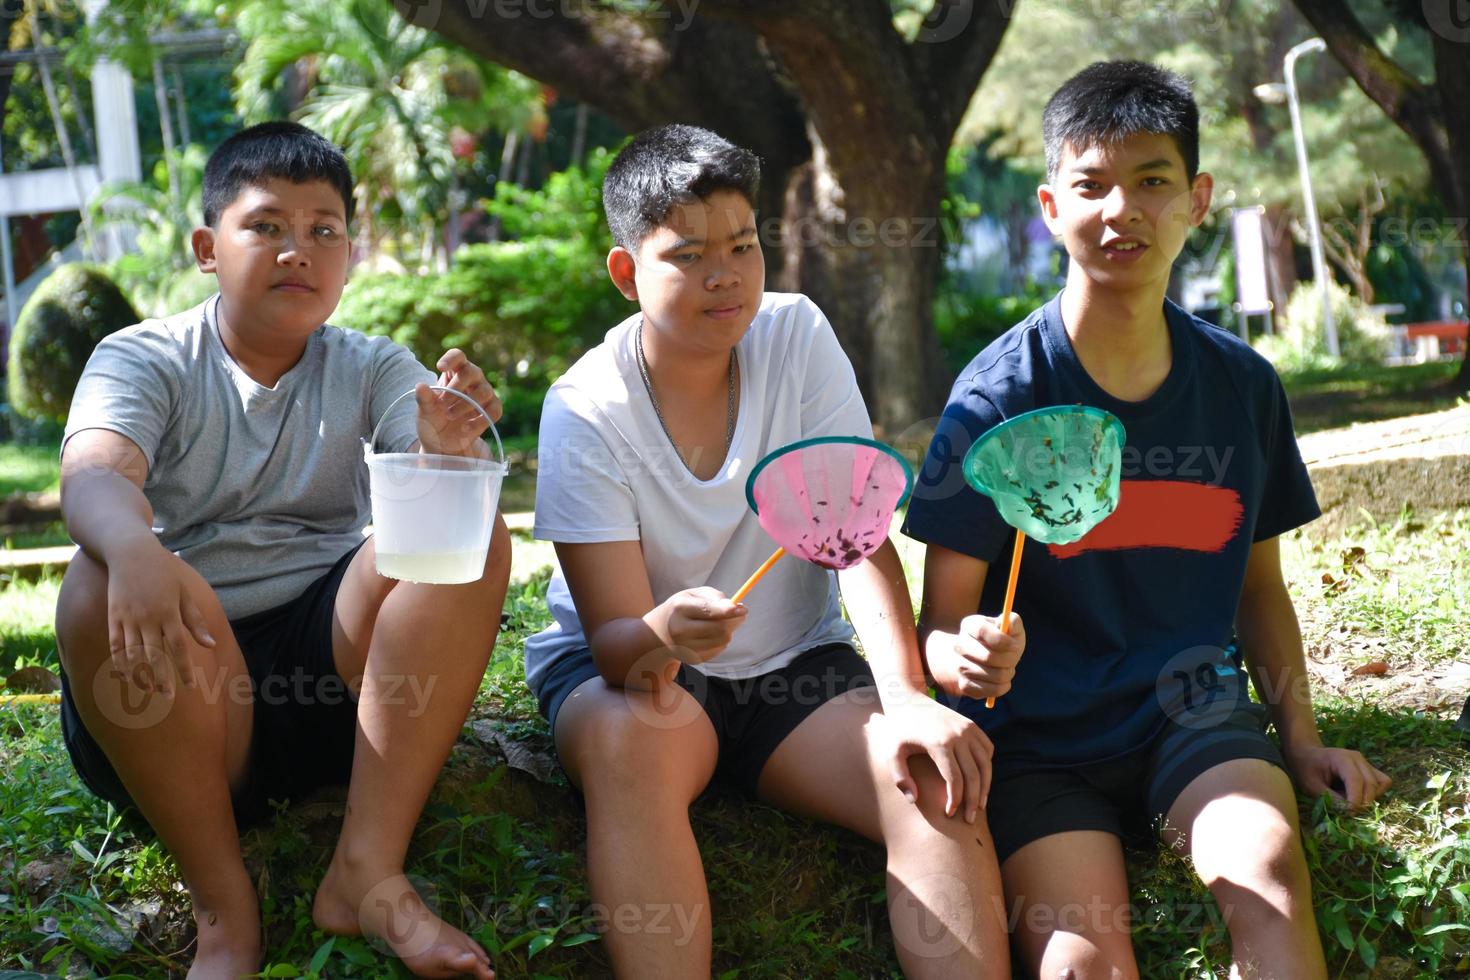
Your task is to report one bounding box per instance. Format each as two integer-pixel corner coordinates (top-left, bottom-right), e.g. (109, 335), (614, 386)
(1281, 509), (1469, 668)
(2, 515), (1467, 977)
(1281, 361), (1463, 434)
(0, 441), (62, 498)
(0, 574), (61, 676)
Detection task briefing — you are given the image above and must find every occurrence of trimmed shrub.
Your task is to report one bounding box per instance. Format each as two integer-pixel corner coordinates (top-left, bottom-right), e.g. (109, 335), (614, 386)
(7, 264), (140, 423)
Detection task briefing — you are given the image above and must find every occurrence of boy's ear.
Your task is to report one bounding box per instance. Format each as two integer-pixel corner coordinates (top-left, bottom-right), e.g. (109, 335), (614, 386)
(192, 226), (218, 274)
(1188, 172), (1214, 227)
(606, 246), (639, 302)
(1037, 184), (1061, 234)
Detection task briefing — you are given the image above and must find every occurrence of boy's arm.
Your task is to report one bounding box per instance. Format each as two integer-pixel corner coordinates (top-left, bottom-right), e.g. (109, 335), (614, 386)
(838, 539), (1001, 823)
(60, 429), (216, 694)
(915, 543), (1025, 703)
(554, 540), (747, 690)
(1236, 536), (1390, 808)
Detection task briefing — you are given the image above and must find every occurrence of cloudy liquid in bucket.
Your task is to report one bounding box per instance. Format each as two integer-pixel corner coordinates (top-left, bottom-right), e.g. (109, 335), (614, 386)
(375, 549), (486, 584)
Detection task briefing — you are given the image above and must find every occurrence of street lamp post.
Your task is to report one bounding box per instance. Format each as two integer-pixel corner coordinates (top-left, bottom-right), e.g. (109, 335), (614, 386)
(1254, 37), (1339, 357)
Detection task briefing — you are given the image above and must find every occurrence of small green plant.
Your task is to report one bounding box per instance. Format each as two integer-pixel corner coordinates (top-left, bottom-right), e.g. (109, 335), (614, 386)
(1256, 280), (1393, 373)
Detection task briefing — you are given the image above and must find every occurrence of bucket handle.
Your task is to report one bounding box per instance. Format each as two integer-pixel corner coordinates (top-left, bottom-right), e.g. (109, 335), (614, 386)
(365, 385), (506, 465)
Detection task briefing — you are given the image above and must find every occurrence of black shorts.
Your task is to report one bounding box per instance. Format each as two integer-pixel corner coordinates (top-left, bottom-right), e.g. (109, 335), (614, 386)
(59, 543), (365, 829)
(537, 642), (877, 798)
(985, 699), (1285, 865)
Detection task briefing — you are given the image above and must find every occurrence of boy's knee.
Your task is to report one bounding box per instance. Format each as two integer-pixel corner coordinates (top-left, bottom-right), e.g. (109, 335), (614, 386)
(575, 701), (705, 791)
(1036, 940), (1139, 980)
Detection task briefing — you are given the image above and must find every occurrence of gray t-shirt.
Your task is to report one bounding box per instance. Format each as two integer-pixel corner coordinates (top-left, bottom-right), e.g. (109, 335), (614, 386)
(63, 295), (434, 619)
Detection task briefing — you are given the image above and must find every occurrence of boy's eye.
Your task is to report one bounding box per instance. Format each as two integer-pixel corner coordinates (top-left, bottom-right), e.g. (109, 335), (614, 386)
(733, 243), (754, 254)
(314, 225), (339, 238)
(1142, 176), (1168, 187)
(1075, 181), (1102, 193)
(253, 222), (279, 235)
(673, 252), (699, 265)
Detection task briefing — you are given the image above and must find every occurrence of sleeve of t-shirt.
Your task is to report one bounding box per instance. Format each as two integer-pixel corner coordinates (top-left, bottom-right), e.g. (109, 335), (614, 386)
(1254, 372), (1321, 541)
(532, 385), (640, 543)
(901, 385), (1013, 563)
(62, 327), (179, 472)
(795, 297), (875, 440)
(366, 341), (437, 454)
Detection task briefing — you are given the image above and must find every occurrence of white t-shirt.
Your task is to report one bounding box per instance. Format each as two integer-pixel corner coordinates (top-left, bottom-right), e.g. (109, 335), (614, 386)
(525, 292), (873, 691)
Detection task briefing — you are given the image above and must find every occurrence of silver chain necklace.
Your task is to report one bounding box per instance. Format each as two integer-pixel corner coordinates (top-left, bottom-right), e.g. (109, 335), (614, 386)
(635, 320), (737, 475)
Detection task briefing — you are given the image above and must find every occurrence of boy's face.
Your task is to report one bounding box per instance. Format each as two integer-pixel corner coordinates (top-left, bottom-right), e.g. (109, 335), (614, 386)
(607, 188), (764, 356)
(1038, 132), (1211, 296)
(192, 177), (351, 339)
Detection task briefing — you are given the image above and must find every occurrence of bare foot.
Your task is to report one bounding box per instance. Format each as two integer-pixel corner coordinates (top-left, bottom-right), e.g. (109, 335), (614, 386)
(185, 903), (261, 980)
(313, 858), (494, 979)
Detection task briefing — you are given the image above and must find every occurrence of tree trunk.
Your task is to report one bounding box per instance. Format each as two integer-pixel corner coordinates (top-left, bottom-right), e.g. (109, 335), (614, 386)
(172, 64), (191, 148)
(152, 59), (181, 210)
(1432, 29), (1470, 392)
(422, 0), (1010, 429)
(570, 102), (589, 166)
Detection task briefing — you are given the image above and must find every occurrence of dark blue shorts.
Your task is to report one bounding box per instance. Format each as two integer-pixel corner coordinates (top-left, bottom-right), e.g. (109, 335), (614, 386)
(536, 642), (877, 798)
(59, 543), (365, 829)
(985, 699), (1286, 864)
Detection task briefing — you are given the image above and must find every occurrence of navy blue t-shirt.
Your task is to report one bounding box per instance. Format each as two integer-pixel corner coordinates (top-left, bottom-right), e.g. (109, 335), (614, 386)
(902, 292), (1320, 771)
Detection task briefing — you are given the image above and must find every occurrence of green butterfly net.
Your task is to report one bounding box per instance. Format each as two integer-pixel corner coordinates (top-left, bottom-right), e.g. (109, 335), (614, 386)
(962, 405), (1126, 546)
(959, 405), (1126, 706)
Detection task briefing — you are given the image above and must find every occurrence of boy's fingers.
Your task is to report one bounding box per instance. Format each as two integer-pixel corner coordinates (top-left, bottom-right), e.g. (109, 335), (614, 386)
(889, 753), (917, 804)
(121, 620), (146, 689)
(181, 595), (216, 648)
(1336, 761), (1365, 808)
(956, 746), (981, 824)
(163, 621), (197, 690)
(436, 348), (467, 374)
(933, 748), (961, 817)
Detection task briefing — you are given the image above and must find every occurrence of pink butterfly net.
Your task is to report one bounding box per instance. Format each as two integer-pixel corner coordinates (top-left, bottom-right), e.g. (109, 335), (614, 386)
(735, 436), (914, 600)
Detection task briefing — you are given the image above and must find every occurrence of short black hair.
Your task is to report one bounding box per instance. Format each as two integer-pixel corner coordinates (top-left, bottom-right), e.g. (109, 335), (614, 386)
(202, 121), (354, 227)
(1042, 61), (1199, 183)
(602, 124), (761, 252)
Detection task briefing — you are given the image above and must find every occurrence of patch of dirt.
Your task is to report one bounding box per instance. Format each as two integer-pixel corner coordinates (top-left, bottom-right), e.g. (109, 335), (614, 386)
(1307, 455), (1470, 538)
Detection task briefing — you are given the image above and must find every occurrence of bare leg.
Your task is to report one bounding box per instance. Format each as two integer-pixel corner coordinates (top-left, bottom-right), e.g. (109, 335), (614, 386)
(57, 552), (260, 979)
(1164, 759), (1327, 980)
(554, 676), (720, 979)
(756, 693), (1011, 979)
(312, 519), (510, 979)
(1001, 831), (1141, 980)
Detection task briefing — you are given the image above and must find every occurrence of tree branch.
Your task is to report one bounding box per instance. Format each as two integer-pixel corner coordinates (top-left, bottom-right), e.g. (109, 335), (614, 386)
(911, 0), (1014, 136)
(1290, 0), (1457, 211)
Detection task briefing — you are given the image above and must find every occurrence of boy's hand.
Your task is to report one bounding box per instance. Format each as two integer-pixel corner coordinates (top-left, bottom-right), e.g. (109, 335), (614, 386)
(657, 587), (747, 666)
(1282, 740), (1391, 810)
(415, 349), (503, 457)
(925, 612), (1025, 702)
(106, 546), (216, 696)
(876, 699), (994, 824)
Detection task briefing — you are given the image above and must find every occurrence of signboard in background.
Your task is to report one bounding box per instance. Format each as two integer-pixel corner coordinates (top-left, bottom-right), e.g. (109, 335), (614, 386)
(1231, 207), (1273, 339)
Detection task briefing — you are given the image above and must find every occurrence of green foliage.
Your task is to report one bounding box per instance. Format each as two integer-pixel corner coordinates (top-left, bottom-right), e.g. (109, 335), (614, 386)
(933, 284), (1051, 377)
(1256, 280), (1392, 372)
(335, 157), (623, 438)
(90, 145), (211, 318)
(226, 0), (542, 261)
(7, 264), (140, 424)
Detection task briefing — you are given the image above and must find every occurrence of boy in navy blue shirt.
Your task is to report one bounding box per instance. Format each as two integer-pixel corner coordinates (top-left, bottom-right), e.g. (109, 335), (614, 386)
(904, 62), (1390, 978)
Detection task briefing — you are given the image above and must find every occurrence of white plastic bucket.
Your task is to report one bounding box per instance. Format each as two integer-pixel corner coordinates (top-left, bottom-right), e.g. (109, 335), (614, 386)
(363, 386), (509, 584)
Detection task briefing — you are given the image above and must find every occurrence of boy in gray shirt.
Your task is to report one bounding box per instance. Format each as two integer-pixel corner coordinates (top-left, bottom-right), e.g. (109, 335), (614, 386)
(56, 122), (503, 979)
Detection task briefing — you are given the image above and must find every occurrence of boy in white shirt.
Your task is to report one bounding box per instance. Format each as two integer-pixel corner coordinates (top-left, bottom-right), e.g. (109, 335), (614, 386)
(526, 124), (1021, 977)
